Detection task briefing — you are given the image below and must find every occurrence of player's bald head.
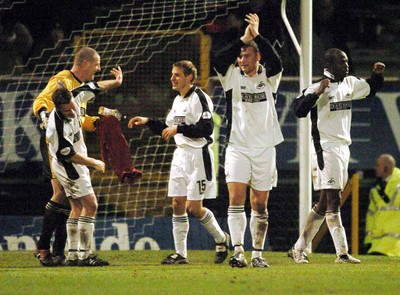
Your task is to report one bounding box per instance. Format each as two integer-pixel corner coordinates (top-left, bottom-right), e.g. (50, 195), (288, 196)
(74, 47), (100, 66)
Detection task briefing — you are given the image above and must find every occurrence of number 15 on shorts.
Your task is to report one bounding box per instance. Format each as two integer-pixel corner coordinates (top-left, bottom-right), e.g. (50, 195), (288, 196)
(197, 180), (206, 194)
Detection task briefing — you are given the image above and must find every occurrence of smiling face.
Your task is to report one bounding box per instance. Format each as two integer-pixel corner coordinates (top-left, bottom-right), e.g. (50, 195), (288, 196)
(170, 66), (193, 96)
(238, 45), (260, 77)
(325, 49), (349, 81)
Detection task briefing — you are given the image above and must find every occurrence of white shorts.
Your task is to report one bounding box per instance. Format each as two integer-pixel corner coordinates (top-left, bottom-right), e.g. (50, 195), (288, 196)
(312, 145), (349, 191)
(168, 146), (216, 200)
(51, 158), (94, 199)
(224, 145), (277, 191)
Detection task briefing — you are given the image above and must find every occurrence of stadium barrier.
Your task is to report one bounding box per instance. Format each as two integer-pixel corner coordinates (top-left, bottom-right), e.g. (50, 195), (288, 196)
(0, 216), (265, 251)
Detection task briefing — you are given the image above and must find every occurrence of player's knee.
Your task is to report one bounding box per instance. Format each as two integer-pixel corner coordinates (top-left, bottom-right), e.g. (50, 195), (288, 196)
(172, 197), (186, 214)
(186, 202), (202, 218)
(88, 200), (98, 214)
(251, 199), (267, 213)
(314, 204), (326, 215)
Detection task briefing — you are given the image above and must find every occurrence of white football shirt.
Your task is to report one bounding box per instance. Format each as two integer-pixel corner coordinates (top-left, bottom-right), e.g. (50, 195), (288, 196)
(47, 83), (98, 161)
(217, 64), (284, 148)
(303, 76), (371, 149)
(166, 87), (214, 149)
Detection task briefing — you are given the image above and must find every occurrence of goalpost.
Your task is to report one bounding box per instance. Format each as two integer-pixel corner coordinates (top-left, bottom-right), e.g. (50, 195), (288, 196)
(281, 0), (313, 240)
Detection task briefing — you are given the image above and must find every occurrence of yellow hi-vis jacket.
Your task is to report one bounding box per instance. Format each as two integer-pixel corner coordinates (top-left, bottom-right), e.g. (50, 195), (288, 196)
(365, 167), (400, 256)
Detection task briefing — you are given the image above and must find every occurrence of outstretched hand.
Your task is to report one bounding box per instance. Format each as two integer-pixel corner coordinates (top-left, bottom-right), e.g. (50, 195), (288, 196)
(373, 62), (385, 75)
(110, 66), (123, 86)
(128, 116), (149, 128)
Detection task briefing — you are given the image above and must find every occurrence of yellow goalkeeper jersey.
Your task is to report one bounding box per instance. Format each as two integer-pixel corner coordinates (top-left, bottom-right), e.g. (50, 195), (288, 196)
(32, 70), (99, 131)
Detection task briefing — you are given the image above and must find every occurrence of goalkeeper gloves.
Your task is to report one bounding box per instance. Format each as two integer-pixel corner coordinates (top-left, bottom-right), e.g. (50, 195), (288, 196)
(40, 110), (49, 130)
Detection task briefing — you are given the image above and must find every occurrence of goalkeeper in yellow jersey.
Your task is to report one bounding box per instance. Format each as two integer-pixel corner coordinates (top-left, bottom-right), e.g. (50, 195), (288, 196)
(32, 47), (123, 266)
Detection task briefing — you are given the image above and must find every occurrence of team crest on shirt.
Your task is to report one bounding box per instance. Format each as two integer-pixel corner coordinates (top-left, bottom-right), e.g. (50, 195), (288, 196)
(256, 81), (266, 89)
(327, 177), (336, 185)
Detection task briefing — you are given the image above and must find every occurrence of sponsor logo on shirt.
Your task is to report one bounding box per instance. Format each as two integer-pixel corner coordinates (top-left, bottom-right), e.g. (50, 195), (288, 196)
(330, 101), (352, 111)
(241, 92), (267, 103)
(173, 116), (185, 125)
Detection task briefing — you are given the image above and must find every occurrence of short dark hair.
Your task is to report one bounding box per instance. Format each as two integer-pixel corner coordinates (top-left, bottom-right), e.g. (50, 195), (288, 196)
(241, 41), (260, 54)
(52, 87), (72, 109)
(324, 48), (344, 68)
(173, 60), (197, 82)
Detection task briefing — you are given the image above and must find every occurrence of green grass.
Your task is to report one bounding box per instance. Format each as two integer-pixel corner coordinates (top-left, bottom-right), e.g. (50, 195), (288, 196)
(1, 250), (399, 294)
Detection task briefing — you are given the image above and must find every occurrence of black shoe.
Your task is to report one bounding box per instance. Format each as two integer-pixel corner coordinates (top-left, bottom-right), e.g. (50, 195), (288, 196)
(214, 232), (230, 264)
(64, 259), (79, 266)
(53, 254), (66, 266)
(34, 248), (55, 267)
(229, 252), (248, 268)
(161, 253), (189, 265)
(78, 254), (110, 267)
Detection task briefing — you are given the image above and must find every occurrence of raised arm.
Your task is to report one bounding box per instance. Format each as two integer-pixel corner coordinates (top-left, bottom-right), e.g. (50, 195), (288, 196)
(96, 66), (123, 91)
(366, 62), (385, 97)
(255, 35), (283, 77)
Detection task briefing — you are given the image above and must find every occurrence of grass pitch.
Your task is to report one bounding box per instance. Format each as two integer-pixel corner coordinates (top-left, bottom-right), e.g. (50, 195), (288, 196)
(1, 250), (399, 294)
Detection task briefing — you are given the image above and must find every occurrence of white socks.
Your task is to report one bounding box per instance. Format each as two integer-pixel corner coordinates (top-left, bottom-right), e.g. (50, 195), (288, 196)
(66, 218), (79, 260)
(172, 213), (189, 258)
(198, 208), (225, 244)
(228, 205), (246, 253)
(294, 206), (325, 251)
(66, 216), (95, 260)
(250, 210), (269, 259)
(78, 216), (95, 260)
(326, 212), (348, 255)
